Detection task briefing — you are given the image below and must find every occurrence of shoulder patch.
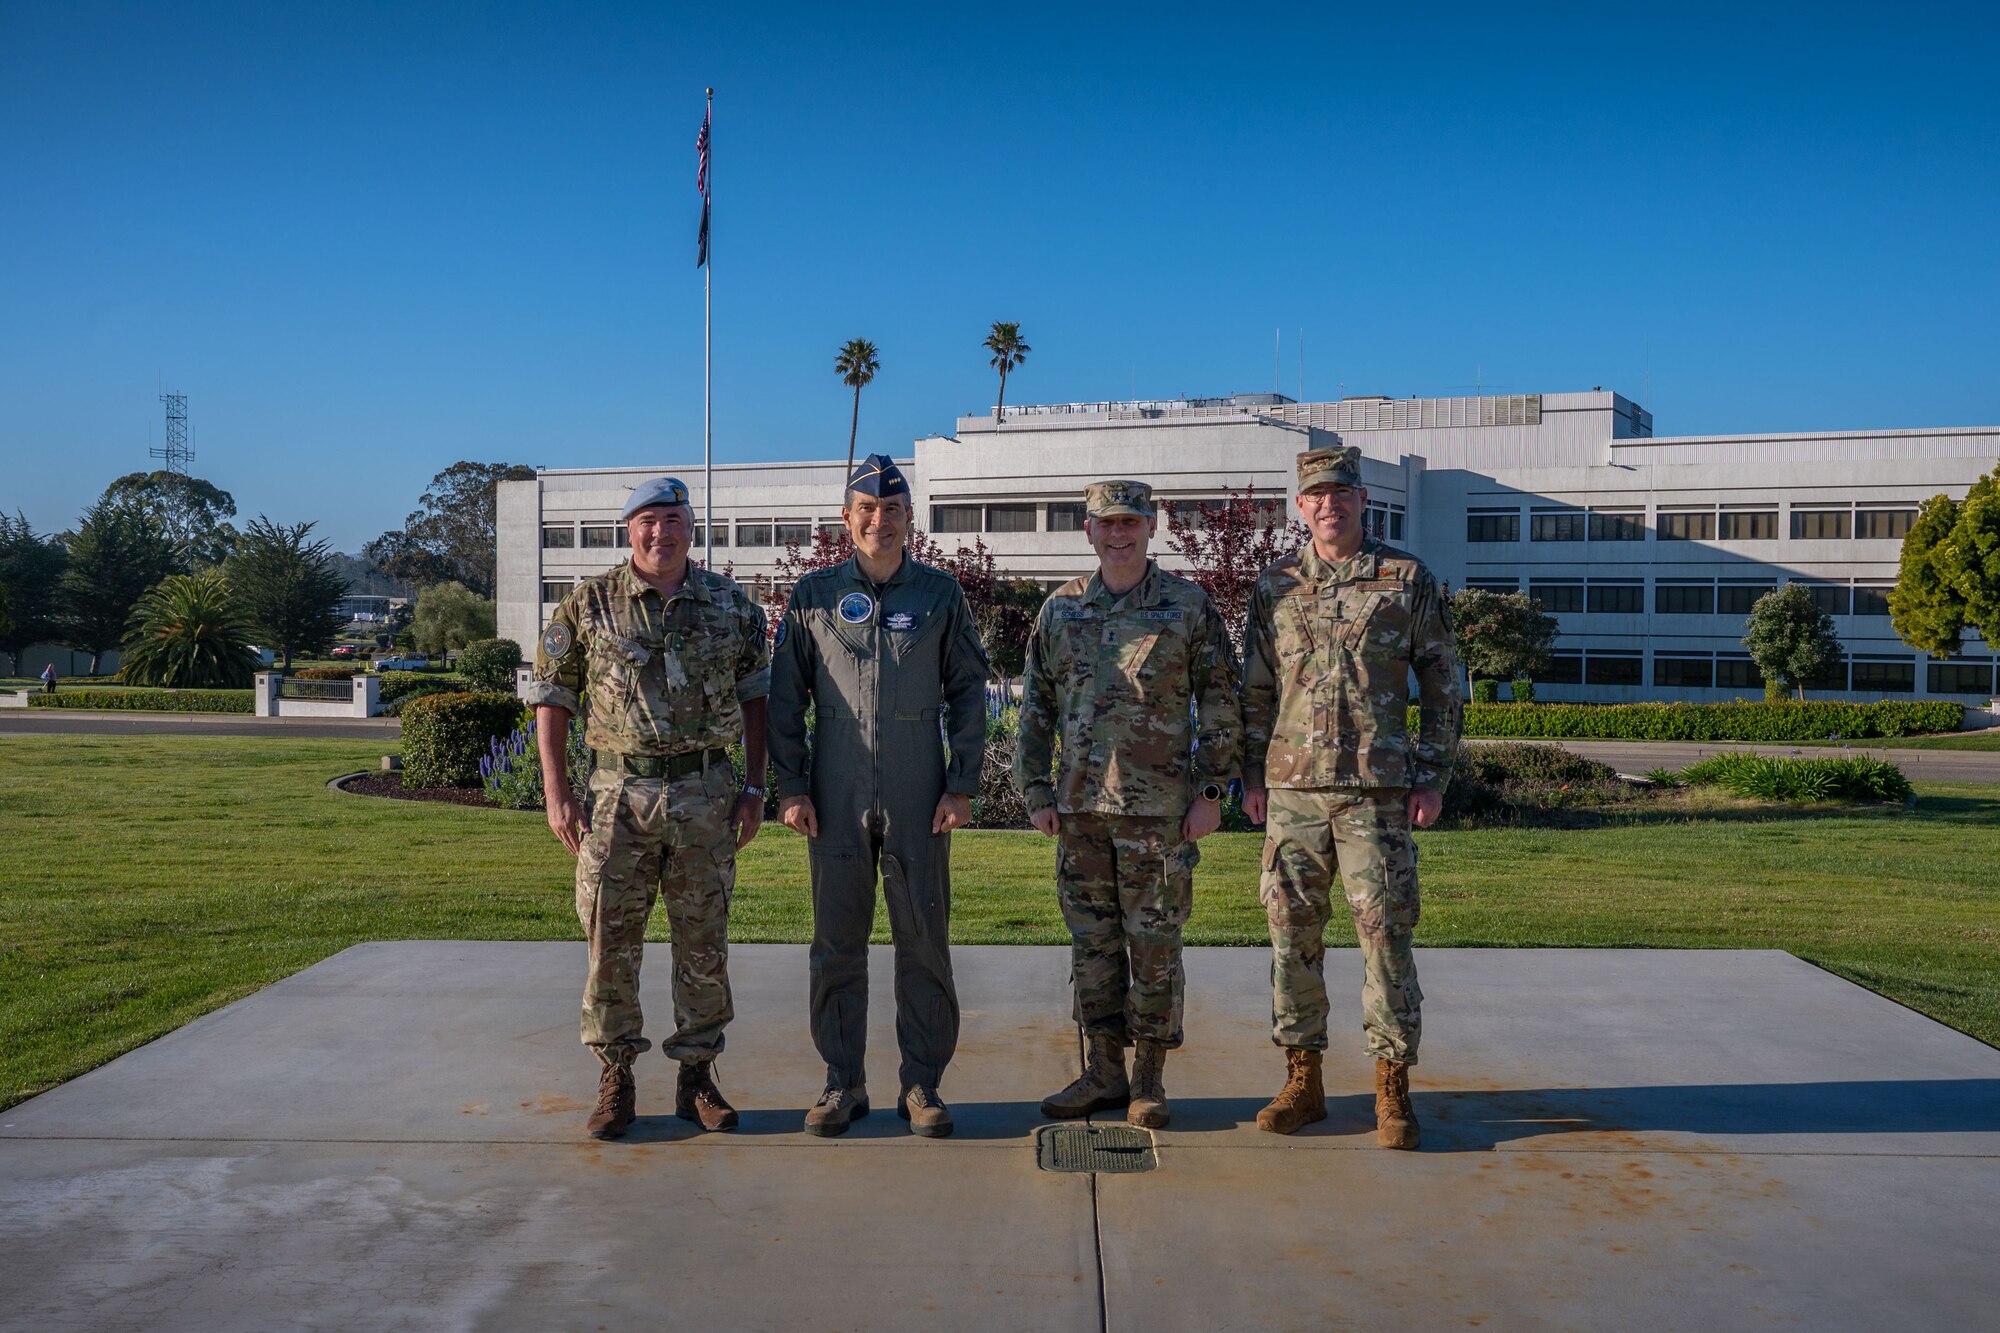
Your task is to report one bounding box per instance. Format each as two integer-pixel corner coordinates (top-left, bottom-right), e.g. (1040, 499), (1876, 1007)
(541, 621), (573, 659)
(774, 619), (787, 650)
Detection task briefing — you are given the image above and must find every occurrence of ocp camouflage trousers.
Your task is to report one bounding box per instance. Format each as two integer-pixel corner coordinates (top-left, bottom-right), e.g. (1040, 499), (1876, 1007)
(576, 763), (737, 1069)
(1057, 814), (1198, 1049)
(1259, 786), (1422, 1064)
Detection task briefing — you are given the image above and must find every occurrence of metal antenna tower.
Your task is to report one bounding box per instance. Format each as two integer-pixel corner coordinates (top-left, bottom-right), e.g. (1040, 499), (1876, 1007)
(151, 392), (192, 474)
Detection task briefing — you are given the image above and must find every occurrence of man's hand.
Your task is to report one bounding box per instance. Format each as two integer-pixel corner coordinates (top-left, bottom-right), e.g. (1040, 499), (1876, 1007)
(1407, 785), (1443, 829)
(1242, 786), (1268, 825)
(731, 792), (764, 850)
(1029, 807), (1060, 837)
(547, 788), (590, 855)
(778, 794), (819, 839)
(933, 792), (972, 834)
(1182, 794), (1222, 843)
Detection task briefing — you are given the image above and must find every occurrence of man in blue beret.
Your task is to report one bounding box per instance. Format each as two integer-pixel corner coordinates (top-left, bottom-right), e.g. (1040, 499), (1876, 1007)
(768, 453), (991, 1138)
(525, 475), (772, 1141)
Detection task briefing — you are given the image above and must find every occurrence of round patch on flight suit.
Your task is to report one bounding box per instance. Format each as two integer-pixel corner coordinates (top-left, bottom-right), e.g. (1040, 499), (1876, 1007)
(541, 621), (573, 659)
(774, 619), (788, 649)
(838, 591), (875, 624)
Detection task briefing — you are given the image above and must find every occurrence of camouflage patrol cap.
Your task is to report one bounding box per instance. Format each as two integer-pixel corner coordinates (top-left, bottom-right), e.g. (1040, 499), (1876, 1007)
(1296, 444), (1362, 492)
(1084, 479), (1155, 518)
(620, 476), (692, 519)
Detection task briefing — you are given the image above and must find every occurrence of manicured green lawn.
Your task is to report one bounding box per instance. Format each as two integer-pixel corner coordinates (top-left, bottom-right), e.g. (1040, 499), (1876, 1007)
(3, 734), (1997, 1109)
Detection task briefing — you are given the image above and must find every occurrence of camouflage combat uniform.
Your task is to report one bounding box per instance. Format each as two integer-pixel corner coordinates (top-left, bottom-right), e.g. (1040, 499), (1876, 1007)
(524, 560), (771, 1070)
(1014, 559), (1242, 1048)
(1242, 532), (1463, 1064)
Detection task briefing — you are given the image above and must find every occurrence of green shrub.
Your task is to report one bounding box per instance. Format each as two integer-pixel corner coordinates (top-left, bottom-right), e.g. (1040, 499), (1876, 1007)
(1440, 742), (1638, 826)
(377, 672), (466, 704)
(457, 638), (523, 692)
(402, 691), (529, 787)
(1470, 678), (1500, 704)
(29, 688), (252, 714)
(1510, 678), (1535, 704)
(293, 666), (355, 681)
(1431, 700), (1963, 742)
(1678, 753), (1913, 804)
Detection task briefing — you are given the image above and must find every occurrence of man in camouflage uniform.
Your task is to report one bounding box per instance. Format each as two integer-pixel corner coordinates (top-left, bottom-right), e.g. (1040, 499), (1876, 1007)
(1240, 444), (1463, 1148)
(525, 476), (772, 1141)
(769, 455), (991, 1139)
(1014, 480), (1242, 1130)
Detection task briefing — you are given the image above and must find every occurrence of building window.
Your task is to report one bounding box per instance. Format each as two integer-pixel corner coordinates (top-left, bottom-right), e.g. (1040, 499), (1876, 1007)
(1584, 653), (1644, 686)
(1929, 660), (1996, 695)
(1717, 582), (1775, 615)
(1798, 583), (1850, 617)
(1856, 508), (1917, 540)
(1467, 512), (1520, 543)
(1656, 582), (1716, 615)
(932, 504), (983, 534)
(541, 524), (576, 549)
(1466, 578), (1519, 593)
(987, 504), (1038, 533)
(774, 520), (811, 547)
(1850, 658), (1915, 694)
(1540, 653), (1584, 685)
(1047, 502), (1087, 532)
(736, 521), (774, 547)
(1588, 582), (1645, 614)
(1851, 585), (1893, 618)
(1657, 510), (1716, 541)
(540, 580), (573, 603)
(1528, 581), (1584, 614)
(1791, 509), (1852, 540)
(1366, 502), (1408, 541)
(692, 524), (729, 548)
(1655, 655), (1715, 688)
(1530, 510), (1586, 542)
(1718, 510), (1778, 541)
(1588, 510), (1644, 541)
(817, 521), (845, 541)
(1803, 656), (1849, 691)
(581, 524), (619, 549)
(1716, 655), (1764, 689)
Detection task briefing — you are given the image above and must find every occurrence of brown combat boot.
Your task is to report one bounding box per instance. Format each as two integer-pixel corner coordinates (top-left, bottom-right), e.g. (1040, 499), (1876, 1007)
(1254, 1049), (1326, 1135)
(899, 1085), (954, 1138)
(675, 1059), (739, 1132)
(1127, 1040), (1170, 1129)
(1041, 1034), (1129, 1119)
(1375, 1059), (1420, 1150)
(586, 1062), (636, 1140)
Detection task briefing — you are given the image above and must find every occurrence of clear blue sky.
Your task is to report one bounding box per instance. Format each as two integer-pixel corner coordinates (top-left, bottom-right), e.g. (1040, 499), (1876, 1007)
(4, 1), (1996, 552)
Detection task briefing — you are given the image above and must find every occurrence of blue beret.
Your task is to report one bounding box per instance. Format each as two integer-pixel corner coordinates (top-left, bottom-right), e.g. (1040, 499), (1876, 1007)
(621, 476), (691, 520)
(847, 453), (909, 498)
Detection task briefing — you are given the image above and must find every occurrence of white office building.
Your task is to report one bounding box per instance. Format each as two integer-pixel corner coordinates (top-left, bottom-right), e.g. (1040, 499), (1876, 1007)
(497, 389), (1999, 703)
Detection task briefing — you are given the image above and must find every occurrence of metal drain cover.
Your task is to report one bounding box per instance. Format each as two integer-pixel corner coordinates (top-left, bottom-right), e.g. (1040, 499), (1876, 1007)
(1035, 1123), (1157, 1173)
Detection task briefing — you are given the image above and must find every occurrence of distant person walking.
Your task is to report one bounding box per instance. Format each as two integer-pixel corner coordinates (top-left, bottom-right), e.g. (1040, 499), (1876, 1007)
(40, 663), (56, 694)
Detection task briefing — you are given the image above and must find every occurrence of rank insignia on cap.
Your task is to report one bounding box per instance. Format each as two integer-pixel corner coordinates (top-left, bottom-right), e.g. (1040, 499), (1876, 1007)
(886, 611), (915, 630)
(838, 591), (875, 624)
(541, 621), (573, 659)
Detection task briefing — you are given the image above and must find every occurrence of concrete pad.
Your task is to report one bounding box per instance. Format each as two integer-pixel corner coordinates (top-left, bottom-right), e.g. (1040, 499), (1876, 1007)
(3, 944), (1997, 1330)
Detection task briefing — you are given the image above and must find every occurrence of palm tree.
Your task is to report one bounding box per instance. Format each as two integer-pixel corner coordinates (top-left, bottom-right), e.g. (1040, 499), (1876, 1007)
(983, 321), (1031, 423)
(118, 569), (257, 689)
(835, 338), (880, 479)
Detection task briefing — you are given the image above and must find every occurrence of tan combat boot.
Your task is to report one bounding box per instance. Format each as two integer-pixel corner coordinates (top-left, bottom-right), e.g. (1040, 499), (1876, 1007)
(899, 1085), (954, 1138)
(1041, 1034), (1129, 1119)
(803, 1085), (869, 1137)
(587, 1062), (636, 1140)
(1254, 1049), (1326, 1135)
(675, 1059), (739, 1132)
(1375, 1059), (1420, 1150)
(1127, 1040), (1170, 1129)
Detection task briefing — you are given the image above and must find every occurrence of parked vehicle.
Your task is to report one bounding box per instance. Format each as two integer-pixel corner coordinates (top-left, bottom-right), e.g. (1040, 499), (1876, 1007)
(373, 654), (431, 671)
(330, 645), (356, 660)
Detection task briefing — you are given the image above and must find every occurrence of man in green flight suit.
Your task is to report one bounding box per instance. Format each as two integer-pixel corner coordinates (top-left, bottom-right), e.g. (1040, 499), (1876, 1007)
(768, 454), (991, 1139)
(1014, 479), (1243, 1130)
(1240, 444), (1464, 1149)
(525, 476), (772, 1141)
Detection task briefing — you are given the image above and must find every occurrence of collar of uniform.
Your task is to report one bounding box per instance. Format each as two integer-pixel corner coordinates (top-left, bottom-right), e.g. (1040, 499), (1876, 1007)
(1298, 537), (1379, 586)
(614, 559), (713, 604)
(841, 553), (915, 590)
(1083, 559), (1159, 611)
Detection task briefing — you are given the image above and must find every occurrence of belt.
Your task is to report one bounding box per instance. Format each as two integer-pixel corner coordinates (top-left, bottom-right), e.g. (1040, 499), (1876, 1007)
(816, 706), (939, 721)
(593, 748), (730, 779)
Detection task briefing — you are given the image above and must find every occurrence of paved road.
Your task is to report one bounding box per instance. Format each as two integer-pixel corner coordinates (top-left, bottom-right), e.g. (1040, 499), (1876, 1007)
(0, 711), (400, 741)
(1475, 736), (2000, 783)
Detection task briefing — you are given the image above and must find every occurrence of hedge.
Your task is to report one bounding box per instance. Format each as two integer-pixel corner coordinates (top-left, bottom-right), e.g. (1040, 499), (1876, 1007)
(402, 691), (531, 787)
(28, 689), (253, 714)
(377, 672), (467, 704)
(294, 666), (356, 681)
(1438, 700), (1964, 742)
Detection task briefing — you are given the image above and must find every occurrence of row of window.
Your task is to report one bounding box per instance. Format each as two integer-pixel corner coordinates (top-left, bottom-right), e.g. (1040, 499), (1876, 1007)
(928, 497), (1342, 536)
(1468, 577), (1895, 619)
(1466, 504), (1919, 545)
(1518, 651), (1996, 695)
(543, 520), (846, 551)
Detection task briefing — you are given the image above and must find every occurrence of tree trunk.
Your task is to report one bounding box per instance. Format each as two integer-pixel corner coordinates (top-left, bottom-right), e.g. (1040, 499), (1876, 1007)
(88, 650), (101, 676)
(846, 384), (861, 480)
(996, 367), (1008, 422)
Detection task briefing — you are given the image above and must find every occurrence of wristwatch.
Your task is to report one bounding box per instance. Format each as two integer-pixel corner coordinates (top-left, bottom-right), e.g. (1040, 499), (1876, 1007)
(1198, 782), (1224, 803)
(742, 785), (766, 799)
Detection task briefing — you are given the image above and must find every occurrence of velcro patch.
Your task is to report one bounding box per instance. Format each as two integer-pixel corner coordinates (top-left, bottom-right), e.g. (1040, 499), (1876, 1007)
(1057, 610), (1093, 621)
(1355, 580), (1405, 591)
(541, 621), (573, 659)
(886, 611), (916, 630)
(1137, 609), (1184, 621)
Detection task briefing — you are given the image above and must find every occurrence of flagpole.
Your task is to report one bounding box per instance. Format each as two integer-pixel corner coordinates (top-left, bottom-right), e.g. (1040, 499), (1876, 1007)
(703, 87), (714, 569)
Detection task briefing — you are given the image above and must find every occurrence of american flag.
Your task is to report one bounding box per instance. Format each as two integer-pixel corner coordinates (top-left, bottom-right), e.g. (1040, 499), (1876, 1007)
(696, 105), (711, 268)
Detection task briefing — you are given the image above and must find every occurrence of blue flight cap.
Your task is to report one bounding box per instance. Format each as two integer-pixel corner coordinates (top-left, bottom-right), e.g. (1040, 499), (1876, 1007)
(847, 454), (909, 499)
(620, 476), (692, 520)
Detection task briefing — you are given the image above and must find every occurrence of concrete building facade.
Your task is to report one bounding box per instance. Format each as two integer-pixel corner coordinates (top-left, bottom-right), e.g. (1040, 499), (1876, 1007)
(497, 389), (2000, 704)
